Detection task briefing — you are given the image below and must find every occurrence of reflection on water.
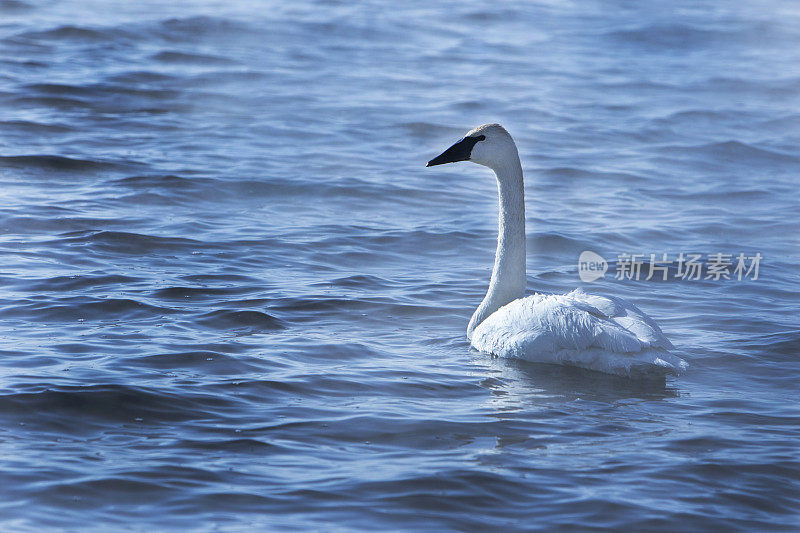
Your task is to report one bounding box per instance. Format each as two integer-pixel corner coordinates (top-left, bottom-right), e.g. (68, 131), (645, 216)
(476, 355), (678, 410)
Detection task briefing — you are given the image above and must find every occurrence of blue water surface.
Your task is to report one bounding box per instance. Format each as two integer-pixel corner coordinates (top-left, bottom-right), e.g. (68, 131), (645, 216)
(1, 0), (798, 530)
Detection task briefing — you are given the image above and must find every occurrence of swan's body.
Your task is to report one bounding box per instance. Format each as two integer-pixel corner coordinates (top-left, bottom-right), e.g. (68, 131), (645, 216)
(427, 124), (687, 377)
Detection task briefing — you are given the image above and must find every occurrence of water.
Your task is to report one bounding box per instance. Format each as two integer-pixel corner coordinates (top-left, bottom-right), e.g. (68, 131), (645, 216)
(1, 0), (799, 530)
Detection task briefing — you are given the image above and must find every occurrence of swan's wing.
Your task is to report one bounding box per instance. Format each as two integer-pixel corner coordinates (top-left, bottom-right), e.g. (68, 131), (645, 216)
(470, 289), (686, 376)
(566, 289), (674, 351)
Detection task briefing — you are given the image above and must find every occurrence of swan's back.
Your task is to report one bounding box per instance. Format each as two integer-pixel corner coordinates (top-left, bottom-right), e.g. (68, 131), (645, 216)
(470, 289), (687, 377)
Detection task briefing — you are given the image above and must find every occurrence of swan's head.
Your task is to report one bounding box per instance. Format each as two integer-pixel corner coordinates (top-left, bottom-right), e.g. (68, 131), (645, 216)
(426, 123), (517, 169)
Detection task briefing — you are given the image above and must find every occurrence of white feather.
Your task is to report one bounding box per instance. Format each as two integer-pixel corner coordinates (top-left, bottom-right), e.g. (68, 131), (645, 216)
(471, 289), (687, 377)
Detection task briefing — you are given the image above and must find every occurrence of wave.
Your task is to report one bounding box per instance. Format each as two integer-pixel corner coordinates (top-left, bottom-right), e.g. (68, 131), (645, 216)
(175, 437), (284, 453)
(1, 297), (176, 322)
(7, 94), (92, 109)
(106, 70), (177, 84)
(541, 167), (646, 182)
(24, 274), (143, 292)
(605, 23), (732, 50)
(54, 231), (201, 254)
(151, 50), (239, 66)
(739, 330), (800, 361)
(0, 384), (232, 425)
(108, 175), (216, 197)
(0, 0), (32, 11)
(127, 351), (266, 375)
(311, 274), (400, 289)
(656, 140), (799, 166)
(195, 309), (284, 332)
(11, 16), (256, 46)
(151, 286), (257, 300)
(15, 25), (111, 42)
(22, 82), (96, 96)
(0, 119), (73, 133)
(154, 16), (259, 42)
(0, 154), (133, 171)
(529, 231), (594, 254)
(23, 81), (182, 102)
(179, 273), (262, 284)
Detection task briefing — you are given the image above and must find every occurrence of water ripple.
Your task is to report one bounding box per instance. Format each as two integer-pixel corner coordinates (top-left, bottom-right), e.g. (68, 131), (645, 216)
(0, 0), (797, 530)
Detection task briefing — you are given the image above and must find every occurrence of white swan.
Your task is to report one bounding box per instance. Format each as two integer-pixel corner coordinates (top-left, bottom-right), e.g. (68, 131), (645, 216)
(427, 124), (687, 377)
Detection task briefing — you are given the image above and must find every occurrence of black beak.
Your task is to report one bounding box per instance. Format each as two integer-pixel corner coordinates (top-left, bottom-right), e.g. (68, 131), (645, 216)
(426, 136), (483, 167)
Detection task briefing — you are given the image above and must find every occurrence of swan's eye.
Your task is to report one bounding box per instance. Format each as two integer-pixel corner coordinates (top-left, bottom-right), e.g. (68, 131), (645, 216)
(472, 135), (486, 141)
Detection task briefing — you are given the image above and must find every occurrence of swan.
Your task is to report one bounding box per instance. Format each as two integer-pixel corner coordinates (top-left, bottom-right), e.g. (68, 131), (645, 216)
(427, 124), (687, 377)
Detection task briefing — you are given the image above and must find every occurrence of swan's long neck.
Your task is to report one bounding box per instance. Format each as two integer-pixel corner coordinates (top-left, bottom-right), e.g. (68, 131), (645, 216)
(467, 154), (526, 339)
